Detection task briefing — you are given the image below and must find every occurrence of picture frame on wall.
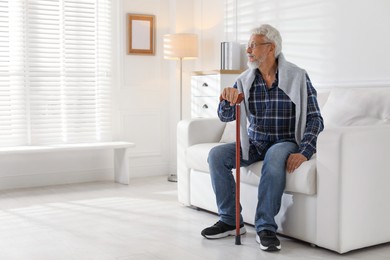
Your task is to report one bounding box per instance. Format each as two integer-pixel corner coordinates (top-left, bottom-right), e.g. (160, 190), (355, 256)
(128, 14), (155, 55)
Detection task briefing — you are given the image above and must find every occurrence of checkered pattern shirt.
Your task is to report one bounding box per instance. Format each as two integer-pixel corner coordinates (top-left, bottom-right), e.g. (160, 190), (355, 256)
(218, 69), (324, 159)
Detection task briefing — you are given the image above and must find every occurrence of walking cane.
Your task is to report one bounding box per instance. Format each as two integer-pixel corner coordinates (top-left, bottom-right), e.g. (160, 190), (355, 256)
(235, 93), (244, 245)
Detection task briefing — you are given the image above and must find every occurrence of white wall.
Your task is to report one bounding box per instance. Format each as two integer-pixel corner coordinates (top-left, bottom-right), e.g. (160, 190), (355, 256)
(115, 0), (170, 178)
(2, 0), (389, 190)
(116, 0), (198, 177)
(328, 0), (390, 87)
(113, 0), (390, 182)
(193, 0), (226, 71)
(198, 0), (390, 88)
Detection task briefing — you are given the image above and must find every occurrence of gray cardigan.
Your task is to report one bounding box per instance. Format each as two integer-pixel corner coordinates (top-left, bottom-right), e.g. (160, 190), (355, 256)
(236, 53), (308, 160)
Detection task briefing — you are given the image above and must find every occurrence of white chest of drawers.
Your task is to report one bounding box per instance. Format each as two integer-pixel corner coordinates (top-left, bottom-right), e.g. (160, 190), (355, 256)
(191, 70), (242, 118)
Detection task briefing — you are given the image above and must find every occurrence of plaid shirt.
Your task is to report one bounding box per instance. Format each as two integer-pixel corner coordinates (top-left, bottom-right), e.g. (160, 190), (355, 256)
(218, 69), (324, 159)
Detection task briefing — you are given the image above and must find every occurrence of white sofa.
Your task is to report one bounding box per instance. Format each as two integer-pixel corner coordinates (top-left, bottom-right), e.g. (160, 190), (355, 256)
(177, 87), (390, 254)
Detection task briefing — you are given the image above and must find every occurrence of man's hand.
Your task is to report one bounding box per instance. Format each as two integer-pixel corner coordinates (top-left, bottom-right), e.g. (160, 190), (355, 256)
(221, 87), (240, 106)
(286, 153), (307, 173)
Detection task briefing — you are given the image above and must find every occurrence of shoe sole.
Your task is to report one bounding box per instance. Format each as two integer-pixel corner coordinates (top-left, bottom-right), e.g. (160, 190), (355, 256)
(202, 226), (246, 239)
(256, 234), (281, 251)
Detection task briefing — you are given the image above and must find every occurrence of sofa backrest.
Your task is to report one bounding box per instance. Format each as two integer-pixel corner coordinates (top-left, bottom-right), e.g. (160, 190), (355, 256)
(321, 87), (390, 128)
(219, 87), (390, 143)
(317, 90), (331, 110)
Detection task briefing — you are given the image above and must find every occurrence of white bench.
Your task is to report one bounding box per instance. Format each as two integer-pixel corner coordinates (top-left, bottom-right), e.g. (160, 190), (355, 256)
(0, 141), (135, 185)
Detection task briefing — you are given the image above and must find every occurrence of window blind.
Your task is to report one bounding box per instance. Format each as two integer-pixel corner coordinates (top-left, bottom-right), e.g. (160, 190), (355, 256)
(0, 0), (112, 147)
(0, 0), (27, 146)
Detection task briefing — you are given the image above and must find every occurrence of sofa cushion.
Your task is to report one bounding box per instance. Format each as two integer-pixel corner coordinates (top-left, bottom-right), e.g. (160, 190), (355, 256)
(243, 156), (317, 195)
(186, 143), (225, 172)
(322, 88), (390, 127)
(286, 157), (317, 195)
(186, 143), (317, 195)
(316, 90), (330, 109)
(219, 121), (235, 143)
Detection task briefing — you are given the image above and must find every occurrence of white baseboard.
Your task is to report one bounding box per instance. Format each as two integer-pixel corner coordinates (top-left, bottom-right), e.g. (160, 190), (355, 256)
(129, 163), (169, 178)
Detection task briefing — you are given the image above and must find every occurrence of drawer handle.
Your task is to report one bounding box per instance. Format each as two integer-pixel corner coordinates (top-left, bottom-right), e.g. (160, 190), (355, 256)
(202, 83), (208, 87)
(202, 104), (208, 109)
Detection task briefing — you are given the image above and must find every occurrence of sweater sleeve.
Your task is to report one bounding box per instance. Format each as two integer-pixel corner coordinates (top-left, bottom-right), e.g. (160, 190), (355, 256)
(218, 100), (236, 122)
(298, 75), (324, 159)
(217, 83), (238, 122)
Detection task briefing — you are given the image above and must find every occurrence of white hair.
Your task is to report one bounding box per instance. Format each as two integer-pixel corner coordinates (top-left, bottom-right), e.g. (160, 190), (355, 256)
(251, 24), (282, 58)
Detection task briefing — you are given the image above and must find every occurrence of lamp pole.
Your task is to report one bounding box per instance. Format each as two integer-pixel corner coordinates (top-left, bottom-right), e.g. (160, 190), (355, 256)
(179, 57), (183, 121)
(167, 57), (183, 183)
(163, 33), (198, 182)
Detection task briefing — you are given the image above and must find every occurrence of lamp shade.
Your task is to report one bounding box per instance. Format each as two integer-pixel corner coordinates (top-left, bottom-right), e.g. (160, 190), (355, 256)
(163, 33), (198, 60)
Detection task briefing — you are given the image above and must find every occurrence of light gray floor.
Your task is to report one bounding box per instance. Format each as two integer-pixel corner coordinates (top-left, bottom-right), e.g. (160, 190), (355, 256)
(0, 176), (389, 260)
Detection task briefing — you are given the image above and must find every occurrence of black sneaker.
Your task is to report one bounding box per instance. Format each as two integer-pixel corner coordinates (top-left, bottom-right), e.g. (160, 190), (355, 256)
(201, 220), (246, 239)
(256, 230), (281, 251)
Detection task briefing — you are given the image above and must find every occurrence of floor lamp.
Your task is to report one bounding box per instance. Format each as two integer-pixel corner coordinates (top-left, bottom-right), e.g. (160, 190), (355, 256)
(163, 33), (198, 182)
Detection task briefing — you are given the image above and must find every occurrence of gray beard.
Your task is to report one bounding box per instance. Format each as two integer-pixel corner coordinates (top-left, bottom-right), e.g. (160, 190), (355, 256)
(247, 55), (266, 69)
(247, 60), (259, 69)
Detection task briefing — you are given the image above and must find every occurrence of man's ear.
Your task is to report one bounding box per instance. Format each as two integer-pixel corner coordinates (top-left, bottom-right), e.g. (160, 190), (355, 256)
(269, 43), (276, 55)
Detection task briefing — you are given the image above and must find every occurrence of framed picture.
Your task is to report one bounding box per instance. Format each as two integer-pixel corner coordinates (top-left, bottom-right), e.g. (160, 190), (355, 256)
(128, 14), (155, 55)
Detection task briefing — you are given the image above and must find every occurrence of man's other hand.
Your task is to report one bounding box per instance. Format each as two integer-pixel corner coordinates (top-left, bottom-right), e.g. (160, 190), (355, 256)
(286, 153), (307, 173)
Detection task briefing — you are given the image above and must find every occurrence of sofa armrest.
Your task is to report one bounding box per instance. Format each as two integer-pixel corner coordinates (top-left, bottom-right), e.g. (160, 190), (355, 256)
(178, 118), (226, 147)
(177, 118), (226, 205)
(316, 125), (390, 253)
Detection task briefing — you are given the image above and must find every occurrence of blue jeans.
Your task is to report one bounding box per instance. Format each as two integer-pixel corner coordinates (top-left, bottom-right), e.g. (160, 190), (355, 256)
(207, 141), (298, 233)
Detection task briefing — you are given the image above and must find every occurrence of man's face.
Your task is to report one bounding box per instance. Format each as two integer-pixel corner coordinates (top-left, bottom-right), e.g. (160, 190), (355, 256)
(246, 35), (273, 69)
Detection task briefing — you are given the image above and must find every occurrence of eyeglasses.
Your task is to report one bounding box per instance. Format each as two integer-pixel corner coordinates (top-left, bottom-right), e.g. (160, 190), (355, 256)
(246, 42), (272, 49)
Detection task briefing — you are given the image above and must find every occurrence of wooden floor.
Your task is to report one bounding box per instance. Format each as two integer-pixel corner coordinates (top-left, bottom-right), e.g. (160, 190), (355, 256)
(0, 176), (389, 260)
